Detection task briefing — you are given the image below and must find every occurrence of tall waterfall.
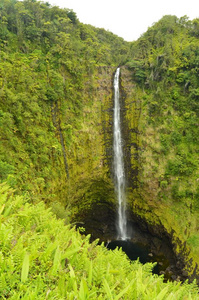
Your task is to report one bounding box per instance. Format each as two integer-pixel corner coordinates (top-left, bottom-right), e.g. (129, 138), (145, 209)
(113, 68), (128, 240)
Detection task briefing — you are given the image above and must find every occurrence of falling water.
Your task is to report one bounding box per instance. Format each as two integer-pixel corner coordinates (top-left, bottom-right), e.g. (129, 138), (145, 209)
(113, 68), (128, 240)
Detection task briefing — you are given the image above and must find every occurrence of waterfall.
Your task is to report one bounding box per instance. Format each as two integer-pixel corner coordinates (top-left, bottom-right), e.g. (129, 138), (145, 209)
(113, 67), (128, 240)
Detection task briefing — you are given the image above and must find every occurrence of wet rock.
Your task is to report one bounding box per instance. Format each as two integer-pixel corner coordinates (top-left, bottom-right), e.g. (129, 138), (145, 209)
(160, 271), (165, 275)
(75, 196), (198, 284)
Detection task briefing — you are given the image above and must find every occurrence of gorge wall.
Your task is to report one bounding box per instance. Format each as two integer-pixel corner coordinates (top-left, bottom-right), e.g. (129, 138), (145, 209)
(1, 56), (198, 281)
(70, 66), (199, 283)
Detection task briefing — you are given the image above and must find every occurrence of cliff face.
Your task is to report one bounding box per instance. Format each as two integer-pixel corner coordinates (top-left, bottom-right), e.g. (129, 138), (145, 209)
(75, 65), (199, 282)
(70, 66), (140, 237)
(66, 66), (116, 221)
(39, 65), (199, 281)
(118, 67), (199, 282)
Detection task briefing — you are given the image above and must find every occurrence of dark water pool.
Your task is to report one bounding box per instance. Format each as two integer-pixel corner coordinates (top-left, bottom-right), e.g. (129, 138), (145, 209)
(107, 240), (169, 277)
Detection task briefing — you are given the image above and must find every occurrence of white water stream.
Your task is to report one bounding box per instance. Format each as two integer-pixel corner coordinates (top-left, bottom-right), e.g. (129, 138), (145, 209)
(113, 68), (128, 240)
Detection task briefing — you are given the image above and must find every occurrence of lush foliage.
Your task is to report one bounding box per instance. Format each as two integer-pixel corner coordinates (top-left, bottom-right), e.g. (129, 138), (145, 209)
(0, 0), (199, 292)
(0, 183), (198, 299)
(0, 0), (129, 207)
(126, 15), (199, 268)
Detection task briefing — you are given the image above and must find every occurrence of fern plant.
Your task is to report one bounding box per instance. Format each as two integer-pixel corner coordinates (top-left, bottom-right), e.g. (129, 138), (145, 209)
(0, 183), (198, 299)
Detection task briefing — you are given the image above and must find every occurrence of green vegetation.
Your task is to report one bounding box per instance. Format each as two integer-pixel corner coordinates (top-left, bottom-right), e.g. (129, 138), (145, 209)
(0, 183), (198, 299)
(0, 0), (129, 207)
(0, 0), (199, 295)
(125, 15), (199, 276)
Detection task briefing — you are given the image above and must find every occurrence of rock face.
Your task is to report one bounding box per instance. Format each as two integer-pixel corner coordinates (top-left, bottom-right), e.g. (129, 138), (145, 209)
(71, 66), (199, 284)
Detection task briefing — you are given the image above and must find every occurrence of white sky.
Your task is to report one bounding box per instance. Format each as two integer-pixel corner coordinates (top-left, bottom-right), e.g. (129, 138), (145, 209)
(47, 0), (199, 42)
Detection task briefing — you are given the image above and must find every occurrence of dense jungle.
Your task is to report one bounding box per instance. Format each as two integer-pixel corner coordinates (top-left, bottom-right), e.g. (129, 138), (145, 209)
(0, 0), (199, 298)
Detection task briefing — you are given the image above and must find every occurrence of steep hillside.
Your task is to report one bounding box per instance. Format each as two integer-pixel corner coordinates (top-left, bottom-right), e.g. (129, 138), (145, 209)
(124, 15), (199, 280)
(0, 0), (128, 210)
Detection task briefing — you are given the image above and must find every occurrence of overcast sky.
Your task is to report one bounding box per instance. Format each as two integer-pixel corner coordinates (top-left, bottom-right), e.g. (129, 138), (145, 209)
(47, 0), (199, 42)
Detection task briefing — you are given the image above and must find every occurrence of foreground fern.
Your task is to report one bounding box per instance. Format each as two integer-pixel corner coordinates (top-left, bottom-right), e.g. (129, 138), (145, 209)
(0, 183), (198, 299)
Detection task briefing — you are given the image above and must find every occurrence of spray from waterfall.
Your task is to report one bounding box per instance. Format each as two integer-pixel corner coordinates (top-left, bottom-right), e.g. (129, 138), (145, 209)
(113, 67), (128, 240)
